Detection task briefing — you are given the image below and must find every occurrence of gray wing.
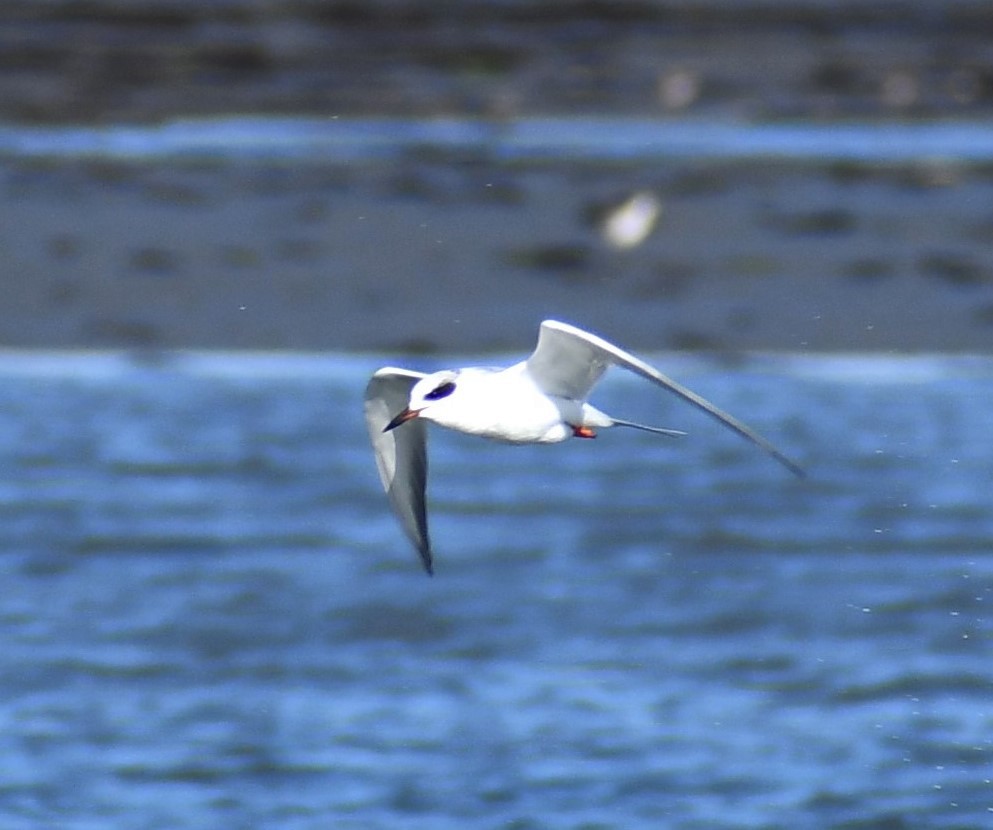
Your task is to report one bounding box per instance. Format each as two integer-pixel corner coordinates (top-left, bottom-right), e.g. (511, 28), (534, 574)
(527, 320), (803, 477)
(525, 320), (613, 399)
(363, 367), (434, 574)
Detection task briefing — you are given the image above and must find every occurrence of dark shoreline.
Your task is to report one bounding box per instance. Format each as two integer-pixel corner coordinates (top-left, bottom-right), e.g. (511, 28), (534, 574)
(3, 3), (993, 353)
(3, 1), (993, 125)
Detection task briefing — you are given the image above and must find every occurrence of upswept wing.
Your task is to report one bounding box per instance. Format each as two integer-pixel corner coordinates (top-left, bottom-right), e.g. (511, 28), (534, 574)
(525, 320), (613, 399)
(527, 320), (803, 477)
(363, 368), (434, 574)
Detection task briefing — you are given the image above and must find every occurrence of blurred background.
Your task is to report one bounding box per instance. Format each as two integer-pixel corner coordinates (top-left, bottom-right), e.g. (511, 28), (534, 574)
(2, 0), (993, 351)
(0, 3), (991, 830)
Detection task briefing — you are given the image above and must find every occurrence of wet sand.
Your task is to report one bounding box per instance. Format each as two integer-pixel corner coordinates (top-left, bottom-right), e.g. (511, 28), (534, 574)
(4, 154), (992, 354)
(2, 1), (993, 353)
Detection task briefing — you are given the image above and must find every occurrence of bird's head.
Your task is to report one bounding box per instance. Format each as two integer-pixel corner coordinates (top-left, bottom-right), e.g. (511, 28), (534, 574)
(384, 370), (460, 432)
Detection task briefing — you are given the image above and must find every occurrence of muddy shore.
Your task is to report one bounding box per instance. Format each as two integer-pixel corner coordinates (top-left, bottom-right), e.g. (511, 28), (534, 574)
(4, 1), (993, 125)
(2, 2), (993, 353)
(4, 152), (993, 354)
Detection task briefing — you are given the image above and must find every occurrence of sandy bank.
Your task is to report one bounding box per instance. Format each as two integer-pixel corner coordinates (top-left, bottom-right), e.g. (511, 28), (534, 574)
(2, 3), (993, 353)
(3, 152), (992, 354)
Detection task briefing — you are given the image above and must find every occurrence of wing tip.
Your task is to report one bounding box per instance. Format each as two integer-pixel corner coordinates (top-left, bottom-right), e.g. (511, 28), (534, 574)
(784, 457), (807, 479)
(764, 444), (805, 478)
(420, 550), (435, 576)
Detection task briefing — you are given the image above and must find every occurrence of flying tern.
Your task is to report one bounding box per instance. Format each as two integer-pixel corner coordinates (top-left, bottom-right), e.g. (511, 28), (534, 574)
(364, 319), (802, 574)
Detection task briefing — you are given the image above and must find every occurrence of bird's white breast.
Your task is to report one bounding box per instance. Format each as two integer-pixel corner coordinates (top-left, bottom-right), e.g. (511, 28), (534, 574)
(423, 364), (574, 444)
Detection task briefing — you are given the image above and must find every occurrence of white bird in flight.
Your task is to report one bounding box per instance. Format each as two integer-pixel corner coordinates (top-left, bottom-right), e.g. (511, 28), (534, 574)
(364, 320), (802, 574)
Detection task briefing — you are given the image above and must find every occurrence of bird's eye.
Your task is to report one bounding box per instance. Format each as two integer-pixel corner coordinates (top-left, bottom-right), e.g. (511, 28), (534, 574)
(424, 381), (456, 401)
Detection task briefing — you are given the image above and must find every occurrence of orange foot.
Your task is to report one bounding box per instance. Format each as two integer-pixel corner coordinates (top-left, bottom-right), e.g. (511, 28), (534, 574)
(571, 425), (597, 439)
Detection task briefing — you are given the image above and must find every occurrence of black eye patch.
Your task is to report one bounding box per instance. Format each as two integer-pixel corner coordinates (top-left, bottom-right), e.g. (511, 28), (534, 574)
(424, 381), (456, 401)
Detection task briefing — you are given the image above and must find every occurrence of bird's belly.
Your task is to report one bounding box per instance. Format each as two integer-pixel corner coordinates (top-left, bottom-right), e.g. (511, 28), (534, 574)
(455, 399), (571, 444)
(460, 415), (569, 444)
(491, 422), (570, 444)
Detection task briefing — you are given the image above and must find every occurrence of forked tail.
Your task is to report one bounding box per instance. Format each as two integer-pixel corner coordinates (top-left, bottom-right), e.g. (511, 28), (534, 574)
(610, 418), (687, 438)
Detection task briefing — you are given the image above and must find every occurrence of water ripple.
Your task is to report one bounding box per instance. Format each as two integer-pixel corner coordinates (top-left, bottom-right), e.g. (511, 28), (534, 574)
(0, 351), (988, 828)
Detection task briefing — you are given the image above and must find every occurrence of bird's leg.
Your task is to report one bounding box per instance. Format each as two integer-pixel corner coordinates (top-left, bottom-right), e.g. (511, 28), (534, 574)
(571, 425), (597, 438)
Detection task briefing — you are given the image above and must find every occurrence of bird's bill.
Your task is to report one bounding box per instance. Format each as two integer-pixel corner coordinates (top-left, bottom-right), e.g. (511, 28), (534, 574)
(384, 407), (419, 432)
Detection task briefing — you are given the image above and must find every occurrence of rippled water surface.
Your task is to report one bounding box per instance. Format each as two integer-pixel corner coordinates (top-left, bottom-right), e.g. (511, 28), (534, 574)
(0, 351), (990, 829)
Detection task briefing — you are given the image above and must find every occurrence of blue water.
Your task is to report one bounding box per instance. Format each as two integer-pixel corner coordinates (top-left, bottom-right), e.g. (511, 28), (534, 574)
(5, 117), (993, 164)
(0, 351), (990, 829)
